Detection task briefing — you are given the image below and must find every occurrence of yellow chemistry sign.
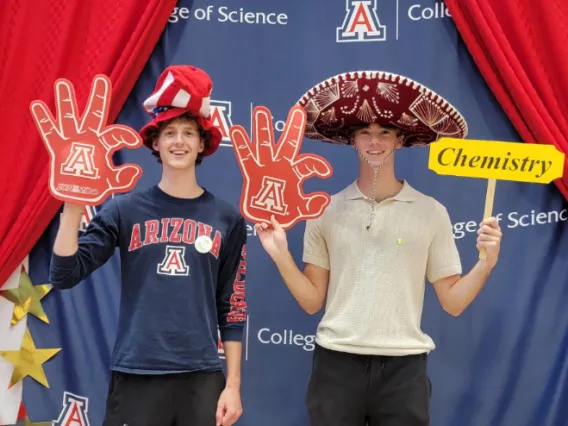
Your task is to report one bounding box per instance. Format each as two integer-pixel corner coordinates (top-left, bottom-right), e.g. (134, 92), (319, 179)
(429, 138), (565, 184)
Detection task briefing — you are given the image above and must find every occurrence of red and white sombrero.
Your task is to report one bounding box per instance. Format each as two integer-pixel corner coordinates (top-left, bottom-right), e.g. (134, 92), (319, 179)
(296, 70), (468, 147)
(140, 65), (222, 156)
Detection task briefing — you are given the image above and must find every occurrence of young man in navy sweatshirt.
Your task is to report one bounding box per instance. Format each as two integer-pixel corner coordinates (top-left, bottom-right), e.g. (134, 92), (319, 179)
(49, 65), (247, 426)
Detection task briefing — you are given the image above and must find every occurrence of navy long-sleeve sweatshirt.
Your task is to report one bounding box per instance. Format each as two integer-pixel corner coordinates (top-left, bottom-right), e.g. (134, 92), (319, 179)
(50, 185), (247, 374)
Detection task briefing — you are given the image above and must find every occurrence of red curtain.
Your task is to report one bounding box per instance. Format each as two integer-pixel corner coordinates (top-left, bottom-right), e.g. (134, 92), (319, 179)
(444, 0), (568, 199)
(0, 0), (176, 286)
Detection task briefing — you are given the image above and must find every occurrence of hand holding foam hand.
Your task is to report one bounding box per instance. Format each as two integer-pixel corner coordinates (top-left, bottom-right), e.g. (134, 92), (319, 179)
(30, 75), (143, 206)
(230, 105), (333, 230)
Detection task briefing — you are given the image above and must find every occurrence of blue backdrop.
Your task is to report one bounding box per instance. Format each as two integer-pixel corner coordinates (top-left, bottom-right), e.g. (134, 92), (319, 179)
(23, 0), (568, 425)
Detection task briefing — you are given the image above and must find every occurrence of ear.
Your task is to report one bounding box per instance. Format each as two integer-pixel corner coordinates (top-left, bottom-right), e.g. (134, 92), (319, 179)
(152, 138), (159, 152)
(198, 139), (205, 153)
(395, 135), (404, 149)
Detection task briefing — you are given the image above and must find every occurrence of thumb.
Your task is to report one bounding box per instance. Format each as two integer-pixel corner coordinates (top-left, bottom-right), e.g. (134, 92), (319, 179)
(270, 214), (284, 232)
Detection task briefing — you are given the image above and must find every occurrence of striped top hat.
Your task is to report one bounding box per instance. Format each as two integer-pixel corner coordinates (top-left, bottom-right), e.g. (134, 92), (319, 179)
(140, 65), (222, 156)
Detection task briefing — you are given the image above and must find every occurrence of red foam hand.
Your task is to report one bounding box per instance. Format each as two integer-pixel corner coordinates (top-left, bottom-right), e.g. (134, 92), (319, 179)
(30, 75), (143, 206)
(230, 105), (333, 229)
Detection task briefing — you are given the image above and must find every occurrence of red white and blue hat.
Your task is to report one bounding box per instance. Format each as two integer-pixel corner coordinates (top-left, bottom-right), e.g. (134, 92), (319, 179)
(140, 65), (222, 156)
(296, 70), (468, 147)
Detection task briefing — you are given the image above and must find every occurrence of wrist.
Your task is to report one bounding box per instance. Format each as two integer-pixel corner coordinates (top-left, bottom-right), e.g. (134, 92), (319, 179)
(225, 377), (241, 390)
(272, 249), (293, 267)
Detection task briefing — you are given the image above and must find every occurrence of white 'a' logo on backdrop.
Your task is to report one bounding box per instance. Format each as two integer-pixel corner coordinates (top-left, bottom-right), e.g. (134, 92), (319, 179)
(157, 246), (190, 276)
(337, 0), (386, 42)
(53, 392), (90, 426)
(61, 142), (99, 179)
(210, 100), (233, 144)
(251, 176), (288, 214)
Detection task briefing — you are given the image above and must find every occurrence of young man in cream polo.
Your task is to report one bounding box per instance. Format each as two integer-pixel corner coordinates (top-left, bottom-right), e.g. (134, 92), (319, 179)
(255, 71), (503, 426)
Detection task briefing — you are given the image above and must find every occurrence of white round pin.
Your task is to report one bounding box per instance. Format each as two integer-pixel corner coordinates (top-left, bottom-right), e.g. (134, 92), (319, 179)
(195, 235), (213, 254)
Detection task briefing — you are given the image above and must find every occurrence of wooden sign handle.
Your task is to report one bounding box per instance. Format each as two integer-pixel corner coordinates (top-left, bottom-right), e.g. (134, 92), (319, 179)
(479, 178), (496, 260)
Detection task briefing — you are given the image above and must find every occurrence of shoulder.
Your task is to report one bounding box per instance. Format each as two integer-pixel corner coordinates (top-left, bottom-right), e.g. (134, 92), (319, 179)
(404, 183), (451, 224)
(206, 191), (245, 228)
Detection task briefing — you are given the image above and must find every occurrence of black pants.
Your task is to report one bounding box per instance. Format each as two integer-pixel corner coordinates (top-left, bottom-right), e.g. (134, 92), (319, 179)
(103, 370), (225, 426)
(307, 344), (431, 426)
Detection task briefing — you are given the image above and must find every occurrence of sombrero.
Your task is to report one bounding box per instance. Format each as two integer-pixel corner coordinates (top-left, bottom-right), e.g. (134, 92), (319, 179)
(296, 70), (468, 147)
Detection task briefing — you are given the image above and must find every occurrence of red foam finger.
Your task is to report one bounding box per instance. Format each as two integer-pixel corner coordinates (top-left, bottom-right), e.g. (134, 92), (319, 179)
(80, 74), (111, 135)
(252, 106), (275, 166)
(30, 101), (64, 152)
(54, 79), (80, 135)
(276, 105), (306, 163)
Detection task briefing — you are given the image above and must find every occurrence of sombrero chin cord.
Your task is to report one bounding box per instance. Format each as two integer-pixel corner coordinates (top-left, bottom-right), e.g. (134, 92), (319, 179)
(354, 147), (395, 230)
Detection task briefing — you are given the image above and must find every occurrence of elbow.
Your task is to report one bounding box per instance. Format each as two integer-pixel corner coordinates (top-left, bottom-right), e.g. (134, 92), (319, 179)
(444, 304), (464, 317)
(302, 300), (324, 315)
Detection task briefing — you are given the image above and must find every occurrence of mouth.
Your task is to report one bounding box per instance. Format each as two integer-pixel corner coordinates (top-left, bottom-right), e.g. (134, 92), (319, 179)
(170, 150), (189, 159)
(366, 150), (385, 156)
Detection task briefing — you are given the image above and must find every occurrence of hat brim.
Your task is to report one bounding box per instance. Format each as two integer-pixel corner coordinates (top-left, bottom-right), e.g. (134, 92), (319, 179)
(296, 71), (468, 147)
(140, 107), (222, 156)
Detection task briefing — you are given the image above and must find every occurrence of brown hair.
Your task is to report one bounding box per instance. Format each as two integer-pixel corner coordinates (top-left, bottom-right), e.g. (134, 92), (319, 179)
(145, 111), (212, 166)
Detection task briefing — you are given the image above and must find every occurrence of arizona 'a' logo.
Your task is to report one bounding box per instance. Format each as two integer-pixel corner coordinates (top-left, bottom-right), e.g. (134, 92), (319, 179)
(53, 392), (90, 426)
(337, 0), (386, 42)
(251, 176), (288, 214)
(60, 142), (99, 179)
(210, 100), (233, 144)
(158, 245), (190, 276)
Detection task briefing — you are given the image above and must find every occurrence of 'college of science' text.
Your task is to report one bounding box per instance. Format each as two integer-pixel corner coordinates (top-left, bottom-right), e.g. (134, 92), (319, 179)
(453, 209), (568, 239)
(169, 6), (288, 25)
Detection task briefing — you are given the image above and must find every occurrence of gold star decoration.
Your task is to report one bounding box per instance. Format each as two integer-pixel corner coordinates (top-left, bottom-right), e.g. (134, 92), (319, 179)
(0, 267), (52, 325)
(0, 328), (61, 388)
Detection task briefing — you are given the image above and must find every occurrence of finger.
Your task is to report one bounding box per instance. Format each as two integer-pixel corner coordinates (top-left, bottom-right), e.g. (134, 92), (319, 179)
(477, 234), (501, 242)
(30, 101), (63, 149)
(275, 105), (307, 162)
(252, 106), (275, 166)
(292, 155), (333, 180)
(54, 79), (80, 135)
(481, 217), (499, 227)
(80, 74), (111, 135)
(230, 125), (257, 166)
(112, 164), (142, 189)
(298, 193), (331, 218)
(270, 214), (283, 231)
(215, 404), (224, 426)
(100, 125), (143, 151)
(478, 225), (502, 237)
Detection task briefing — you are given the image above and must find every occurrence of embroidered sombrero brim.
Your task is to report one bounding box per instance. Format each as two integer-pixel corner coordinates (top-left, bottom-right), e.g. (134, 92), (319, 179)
(296, 71), (468, 147)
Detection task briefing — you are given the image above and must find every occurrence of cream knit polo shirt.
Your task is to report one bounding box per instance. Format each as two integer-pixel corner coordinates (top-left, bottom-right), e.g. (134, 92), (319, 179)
(303, 180), (462, 356)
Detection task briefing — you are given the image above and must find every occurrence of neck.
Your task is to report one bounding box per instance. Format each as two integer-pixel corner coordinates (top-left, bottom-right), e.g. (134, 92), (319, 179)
(158, 166), (203, 199)
(357, 162), (402, 202)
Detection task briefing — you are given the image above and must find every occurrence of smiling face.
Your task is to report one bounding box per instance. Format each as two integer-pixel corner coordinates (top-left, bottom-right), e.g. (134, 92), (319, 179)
(151, 116), (205, 170)
(351, 123), (404, 167)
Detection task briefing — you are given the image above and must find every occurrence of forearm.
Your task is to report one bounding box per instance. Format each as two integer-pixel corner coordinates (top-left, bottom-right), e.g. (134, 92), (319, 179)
(273, 251), (322, 314)
(222, 341), (242, 389)
(53, 203), (84, 256)
(444, 260), (494, 316)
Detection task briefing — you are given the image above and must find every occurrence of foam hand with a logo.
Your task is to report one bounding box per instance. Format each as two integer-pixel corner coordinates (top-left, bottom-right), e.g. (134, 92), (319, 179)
(230, 105), (333, 229)
(30, 75), (143, 206)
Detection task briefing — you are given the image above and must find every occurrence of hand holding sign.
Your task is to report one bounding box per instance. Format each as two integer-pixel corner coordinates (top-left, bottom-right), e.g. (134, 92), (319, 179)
(429, 138), (565, 260)
(30, 75), (143, 206)
(230, 105), (333, 230)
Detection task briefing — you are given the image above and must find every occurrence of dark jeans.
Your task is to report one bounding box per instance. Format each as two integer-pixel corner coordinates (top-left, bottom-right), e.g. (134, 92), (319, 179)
(103, 370), (225, 426)
(307, 344), (431, 426)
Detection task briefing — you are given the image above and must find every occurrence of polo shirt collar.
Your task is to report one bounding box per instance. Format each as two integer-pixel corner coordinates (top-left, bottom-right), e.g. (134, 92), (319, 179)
(345, 179), (418, 202)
